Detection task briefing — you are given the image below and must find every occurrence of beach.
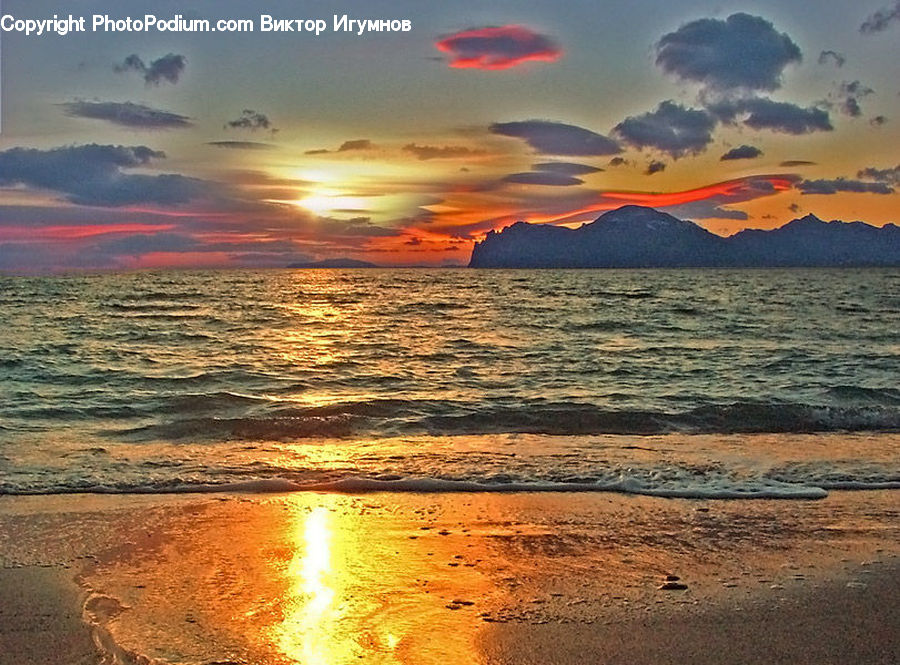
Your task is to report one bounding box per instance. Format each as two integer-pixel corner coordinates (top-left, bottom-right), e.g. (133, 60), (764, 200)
(2, 270), (898, 663)
(1, 490), (897, 664)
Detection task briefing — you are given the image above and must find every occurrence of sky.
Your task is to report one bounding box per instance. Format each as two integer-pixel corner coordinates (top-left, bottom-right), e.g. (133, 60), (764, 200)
(0, 0), (898, 272)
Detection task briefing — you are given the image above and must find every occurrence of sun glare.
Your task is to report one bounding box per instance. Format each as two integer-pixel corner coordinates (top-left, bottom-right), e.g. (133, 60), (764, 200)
(279, 506), (338, 664)
(296, 192), (368, 215)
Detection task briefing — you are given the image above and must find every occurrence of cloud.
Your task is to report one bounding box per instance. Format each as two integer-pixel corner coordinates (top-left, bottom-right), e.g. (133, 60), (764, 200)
(614, 101), (716, 158)
(833, 80), (875, 117)
(780, 160), (816, 166)
(608, 157), (628, 167)
(870, 115), (888, 127)
(797, 178), (894, 195)
(720, 145), (763, 161)
(60, 101), (192, 129)
(857, 164), (900, 184)
(841, 81), (875, 97)
(207, 141), (275, 150)
(817, 50), (846, 67)
(655, 13), (801, 92)
(665, 200), (748, 220)
(338, 139), (374, 152)
(225, 109), (275, 132)
(115, 53), (186, 86)
(503, 172), (583, 186)
(842, 97), (862, 117)
(0, 144), (207, 207)
(645, 160), (666, 175)
(860, 2), (900, 34)
(402, 144), (484, 160)
(532, 162), (602, 175)
(490, 120), (621, 156)
(302, 139), (377, 155)
(95, 232), (201, 255)
(709, 97), (832, 134)
(435, 25), (562, 70)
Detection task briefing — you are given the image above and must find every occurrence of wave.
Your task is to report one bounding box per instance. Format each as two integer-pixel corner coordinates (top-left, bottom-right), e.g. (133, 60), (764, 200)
(106, 398), (900, 441)
(0, 474), (833, 500)
(117, 414), (362, 441)
(826, 385), (900, 405)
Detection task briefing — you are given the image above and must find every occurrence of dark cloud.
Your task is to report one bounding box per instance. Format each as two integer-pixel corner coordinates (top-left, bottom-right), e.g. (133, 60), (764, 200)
(614, 101), (716, 158)
(503, 172), (583, 186)
(607, 157), (628, 167)
(720, 144), (763, 160)
(841, 80), (875, 97)
(225, 110), (275, 132)
(780, 160), (816, 166)
(490, 120), (621, 156)
(316, 216), (402, 238)
(645, 160), (666, 175)
(94, 233), (308, 258)
(797, 178), (894, 195)
(870, 115), (888, 127)
(402, 144), (484, 160)
(532, 162), (602, 175)
(666, 199), (748, 220)
(842, 97), (862, 117)
(709, 97), (832, 134)
(655, 13), (801, 92)
(817, 50), (846, 67)
(435, 25), (562, 70)
(115, 53), (186, 86)
(860, 1), (900, 34)
(338, 139), (374, 152)
(208, 141), (275, 150)
(96, 232), (200, 255)
(857, 164), (900, 184)
(60, 101), (192, 129)
(0, 144), (207, 207)
(789, 203), (802, 213)
(302, 139), (377, 155)
(831, 80), (875, 117)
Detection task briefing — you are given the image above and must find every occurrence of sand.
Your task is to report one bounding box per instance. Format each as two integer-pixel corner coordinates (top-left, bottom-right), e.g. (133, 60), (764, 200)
(0, 566), (99, 665)
(0, 491), (897, 665)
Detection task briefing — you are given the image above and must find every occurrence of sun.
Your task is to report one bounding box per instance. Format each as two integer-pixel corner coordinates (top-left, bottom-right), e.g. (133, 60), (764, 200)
(295, 190), (367, 215)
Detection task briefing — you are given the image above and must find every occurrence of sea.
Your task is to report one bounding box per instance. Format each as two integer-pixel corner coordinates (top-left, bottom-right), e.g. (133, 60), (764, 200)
(1, 268), (898, 499)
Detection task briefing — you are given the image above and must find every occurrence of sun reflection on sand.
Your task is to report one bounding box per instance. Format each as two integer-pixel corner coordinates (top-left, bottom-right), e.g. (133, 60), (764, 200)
(277, 506), (348, 663)
(269, 496), (491, 664)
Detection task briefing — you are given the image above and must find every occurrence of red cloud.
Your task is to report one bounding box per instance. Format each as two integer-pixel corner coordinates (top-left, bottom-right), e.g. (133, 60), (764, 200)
(0, 223), (175, 242)
(435, 26), (562, 70)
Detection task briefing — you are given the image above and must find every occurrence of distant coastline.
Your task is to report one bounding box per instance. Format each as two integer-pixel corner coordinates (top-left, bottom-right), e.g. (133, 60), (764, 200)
(468, 205), (900, 268)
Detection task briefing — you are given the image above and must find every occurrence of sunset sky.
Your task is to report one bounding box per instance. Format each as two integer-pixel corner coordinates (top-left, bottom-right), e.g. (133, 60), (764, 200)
(1, 0), (898, 272)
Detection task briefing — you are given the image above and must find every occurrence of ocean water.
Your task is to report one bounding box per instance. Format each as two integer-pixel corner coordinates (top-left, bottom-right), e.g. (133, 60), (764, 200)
(0, 268), (898, 498)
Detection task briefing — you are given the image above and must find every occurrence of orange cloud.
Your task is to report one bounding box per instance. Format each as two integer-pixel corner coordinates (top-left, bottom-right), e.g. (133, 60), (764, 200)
(435, 26), (562, 70)
(408, 174), (800, 245)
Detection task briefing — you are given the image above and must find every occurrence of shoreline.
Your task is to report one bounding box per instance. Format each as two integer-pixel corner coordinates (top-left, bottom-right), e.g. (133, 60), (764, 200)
(1, 490), (898, 664)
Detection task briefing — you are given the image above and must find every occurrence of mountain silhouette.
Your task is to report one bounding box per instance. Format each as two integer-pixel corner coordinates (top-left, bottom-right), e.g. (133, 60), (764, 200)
(468, 206), (899, 268)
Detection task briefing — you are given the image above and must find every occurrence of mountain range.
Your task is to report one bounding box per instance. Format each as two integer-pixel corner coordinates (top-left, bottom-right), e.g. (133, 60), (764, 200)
(468, 206), (900, 268)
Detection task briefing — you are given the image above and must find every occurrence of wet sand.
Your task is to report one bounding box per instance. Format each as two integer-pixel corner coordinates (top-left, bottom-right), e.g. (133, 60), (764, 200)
(482, 560), (900, 665)
(0, 491), (897, 665)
